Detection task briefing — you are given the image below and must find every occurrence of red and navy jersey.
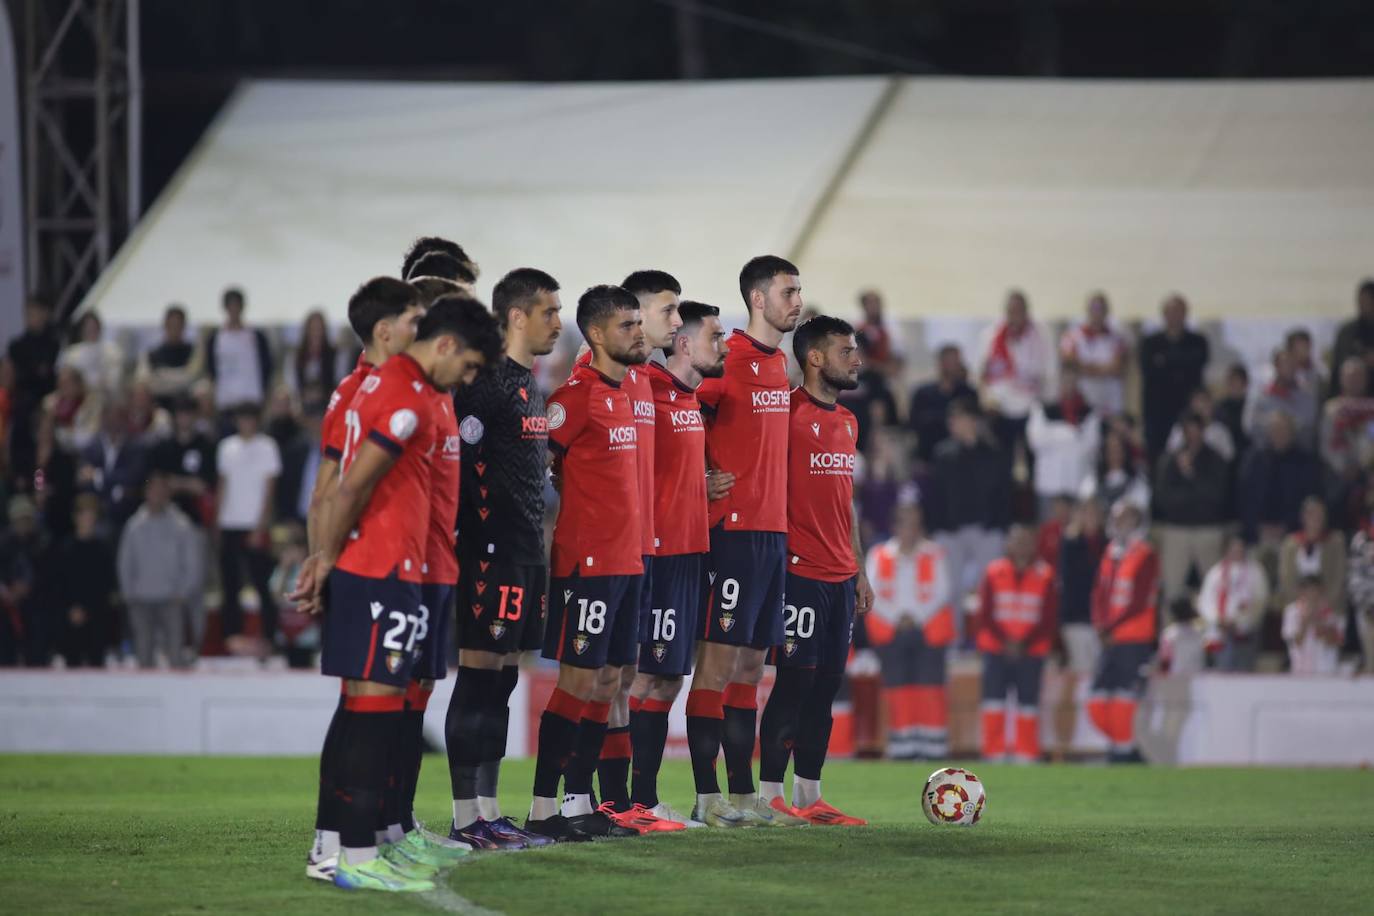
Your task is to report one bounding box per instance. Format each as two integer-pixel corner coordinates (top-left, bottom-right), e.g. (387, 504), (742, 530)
(321, 353), (374, 461)
(696, 330), (790, 533)
(787, 388), (859, 582)
(453, 357), (549, 565)
(335, 353), (436, 583)
(546, 364), (643, 578)
(578, 351), (655, 556)
(647, 362), (708, 557)
(425, 388), (460, 585)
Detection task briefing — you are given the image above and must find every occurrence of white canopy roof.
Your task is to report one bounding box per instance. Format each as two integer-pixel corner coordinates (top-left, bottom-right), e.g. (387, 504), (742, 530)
(84, 75), (1374, 328)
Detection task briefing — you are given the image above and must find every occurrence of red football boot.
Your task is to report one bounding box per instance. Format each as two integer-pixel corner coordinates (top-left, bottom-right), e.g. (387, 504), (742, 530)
(793, 799), (868, 826)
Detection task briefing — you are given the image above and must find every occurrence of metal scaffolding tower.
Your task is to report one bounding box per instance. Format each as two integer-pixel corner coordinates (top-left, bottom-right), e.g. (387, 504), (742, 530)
(23, 0), (140, 316)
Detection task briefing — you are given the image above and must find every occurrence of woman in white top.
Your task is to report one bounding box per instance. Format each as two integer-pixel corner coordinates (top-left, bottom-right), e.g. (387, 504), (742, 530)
(1282, 576), (1345, 675)
(1196, 536), (1269, 671)
(1078, 425), (1150, 512)
(57, 311), (126, 394)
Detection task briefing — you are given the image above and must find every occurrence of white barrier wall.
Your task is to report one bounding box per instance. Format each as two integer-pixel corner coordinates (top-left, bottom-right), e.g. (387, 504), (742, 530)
(0, 671), (528, 757)
(1139, 674), (1374, 766)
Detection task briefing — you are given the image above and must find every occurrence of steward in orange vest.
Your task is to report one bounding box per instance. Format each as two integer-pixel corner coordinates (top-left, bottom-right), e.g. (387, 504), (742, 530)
(1088, 500), (1159, 763)
(865, 500), (955, 758)
(975, 525), (1057, 762)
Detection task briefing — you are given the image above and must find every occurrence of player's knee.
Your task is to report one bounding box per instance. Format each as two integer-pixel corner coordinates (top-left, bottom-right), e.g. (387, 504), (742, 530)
(734, 649), (766, 685)
(650, 676), (683, 704)
(345, 678), (405, 697)
(459, 648), (505, 670)
(555, 664), (598, 700)
(629, 671), (655, 702)
(619, 665), (637, 690)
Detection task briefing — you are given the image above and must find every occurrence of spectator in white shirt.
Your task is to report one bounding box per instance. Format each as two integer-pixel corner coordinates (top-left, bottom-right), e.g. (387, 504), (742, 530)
(1282, 576), (1345, 675)
(977, 289), (1053, 423)
(1196, 536), (1268, 671)
(1158, 597), (1206, 676)
(1027, 366), (1100, 520)
(1058, 291), (1127, 417)
(206, 287), (274, 417)
(57, 311), (126, 395)
(215, 403), (281, 647)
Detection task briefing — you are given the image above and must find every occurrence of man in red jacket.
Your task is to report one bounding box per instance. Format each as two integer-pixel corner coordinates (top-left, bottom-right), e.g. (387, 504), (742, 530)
(976, 525), (1057, 763)
(1089, 500), (1160, 763)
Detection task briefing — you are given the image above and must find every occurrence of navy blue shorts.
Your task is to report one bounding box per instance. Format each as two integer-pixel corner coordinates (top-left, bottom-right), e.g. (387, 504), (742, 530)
(322, 568), (424, 687)
(456, 559), (548, 655)
(414, 583), (453, 681)
(770, 573), (856, 672)
(543, 569), (642, 669)
(639, 553), (704, 677)
(703, 528), (787, 650)
(980, 653), (1045, 708)
(1091, 643), (1152, 697)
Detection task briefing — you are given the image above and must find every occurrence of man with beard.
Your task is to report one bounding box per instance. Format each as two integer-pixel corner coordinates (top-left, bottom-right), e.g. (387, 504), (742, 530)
(625, 300), (728, 827)
(686, 256), (810, 828)
(447, 268), (565, 849)
(588, 270), (685, 833)
(758, 316), (873, 825)
(523, 286), (647, 842)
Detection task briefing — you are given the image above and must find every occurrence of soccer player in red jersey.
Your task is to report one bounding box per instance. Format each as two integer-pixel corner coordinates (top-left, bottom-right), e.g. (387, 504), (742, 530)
(758, 315), (874, 827)
(627, 300), (727, 827)
(686, 255), (806, 828)
(592, 270), (682, 831)
(524, 286), (647, 843)
(305, 277), (425, 881)
(294, 296), (500, 893)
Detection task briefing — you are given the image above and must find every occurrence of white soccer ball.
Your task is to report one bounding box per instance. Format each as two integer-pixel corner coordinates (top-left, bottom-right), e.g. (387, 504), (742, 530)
(921, 767), (986, 826)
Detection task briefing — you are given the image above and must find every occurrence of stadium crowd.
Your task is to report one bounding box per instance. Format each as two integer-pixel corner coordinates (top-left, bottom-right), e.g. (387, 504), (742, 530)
(1, 279), (1371, 702)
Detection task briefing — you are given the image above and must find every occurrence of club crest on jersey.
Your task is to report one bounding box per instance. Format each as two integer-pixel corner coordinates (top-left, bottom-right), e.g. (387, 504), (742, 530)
(489, 621), (507, 641)
(811, 422), (821, 437)
(360, 375), (381, 394)
(389, 408), (419, 441)
(386, 651), (404, 674)
(460, 415), (484, 445)
(653, 643), (667, 662)
(370, 601), (384, 621)
(718, 611), (735, 633)
(547, 402), (567, 430)
(573, 634), (590, 655)
(784, 636), (798, 658)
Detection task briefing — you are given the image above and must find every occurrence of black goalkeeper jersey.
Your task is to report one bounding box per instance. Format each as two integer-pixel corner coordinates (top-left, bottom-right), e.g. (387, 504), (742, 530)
(453, 357), (549, 566)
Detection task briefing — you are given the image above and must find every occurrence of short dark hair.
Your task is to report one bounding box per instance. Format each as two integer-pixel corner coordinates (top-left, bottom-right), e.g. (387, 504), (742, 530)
(347, 276), (418, 346)
(232, 402), (261, 421)
(1358, 278), (1374, 300)
(1181, 410), (1205, 428)
(576, 284), (638, 339)
(409, 251), (477, 285)
(164, 304), (187, 324)
(673, 300), (721, 352)
(738, 255), (799, 310)
(1169, 597), (1198, 623)
(622, 270), (681, 298)
(1286, 328), (1312, 347)
(1227, 362), (1249, 383)
(948, 396), (981, 420)
(492, 268), (560, 328)
(417, 295), (503, 366)
(792, 315), (854, 366)
(222, 287), (245, 309)
(412, 276), (466, 309)
(401, 237), (473, 280)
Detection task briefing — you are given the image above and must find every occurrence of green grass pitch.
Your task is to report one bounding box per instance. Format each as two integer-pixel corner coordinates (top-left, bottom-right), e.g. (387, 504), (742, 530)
(2, 754), (1372, 915)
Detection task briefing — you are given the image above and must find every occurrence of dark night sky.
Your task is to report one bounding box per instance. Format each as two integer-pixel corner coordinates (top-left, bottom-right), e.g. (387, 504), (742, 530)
(21, 0), (1374, 209)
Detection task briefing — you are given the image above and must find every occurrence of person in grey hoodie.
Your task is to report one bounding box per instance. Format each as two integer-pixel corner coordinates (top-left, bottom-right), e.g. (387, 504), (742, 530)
(117, 470), (203, 668)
